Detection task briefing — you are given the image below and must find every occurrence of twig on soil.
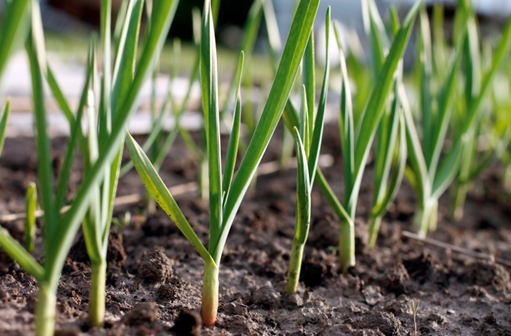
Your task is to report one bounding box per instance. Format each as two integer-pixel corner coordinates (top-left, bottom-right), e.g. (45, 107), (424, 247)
(402, 230), (511, 268)
(0, 154), (334, 223)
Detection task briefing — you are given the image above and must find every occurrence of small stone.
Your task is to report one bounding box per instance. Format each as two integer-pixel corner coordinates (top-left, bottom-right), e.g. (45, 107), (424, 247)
(447, 310), (456, 315)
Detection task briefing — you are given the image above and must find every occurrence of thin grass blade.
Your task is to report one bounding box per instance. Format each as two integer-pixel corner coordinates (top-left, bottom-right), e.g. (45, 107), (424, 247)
(418, 7), (433, 161)
(292, 127), (311, 244)
(373, 80), (401, 205)
(300, 85), (310, 155)
(111, 0), (145, 113)
(308, 7), (331, 184)
(431, 141), (463, 199)
(459, 15), (511, 138)
(372, 112), (407, 217)
(399, 84), (428, 206)
(389, 6), (400, 37)
(55, 47), (94, 211)
(303, 33), (315, 138)
(337, 46), (355, 196)
(222, 51), (245, 203)
(201, 0), (223, 252)
(24, 182), (37, 253)
(0, 100), (10, 157)
(26, 30), (58, 246)
(427, 34), (465, 177)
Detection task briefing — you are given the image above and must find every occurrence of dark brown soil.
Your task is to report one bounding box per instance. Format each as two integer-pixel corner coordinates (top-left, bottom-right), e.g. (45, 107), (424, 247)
(1, 124), (511, 335)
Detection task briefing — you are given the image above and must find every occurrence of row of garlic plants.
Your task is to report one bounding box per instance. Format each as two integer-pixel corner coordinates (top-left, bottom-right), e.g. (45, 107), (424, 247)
(1, 0), (511, 334)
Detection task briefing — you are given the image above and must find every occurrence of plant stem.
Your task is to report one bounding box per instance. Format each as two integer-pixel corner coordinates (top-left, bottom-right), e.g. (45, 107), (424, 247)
(147, 196), (157, 215)
(35, 284), (56, 336)
(504, 164), (511, 191)
(199, 156), (209, 200)
(201, 261), (219, 326)
(280, 125), (294, 170)
(367, 214), (382, 249)
(285, 238), (305, 293)
(451, 181), (468, 222)
(339, 217), (355, 273)
(428, 200), (438, 233)
(415, 199), (438, 237)
(414, 204), (427, 237)
(89, 261), (106, 328)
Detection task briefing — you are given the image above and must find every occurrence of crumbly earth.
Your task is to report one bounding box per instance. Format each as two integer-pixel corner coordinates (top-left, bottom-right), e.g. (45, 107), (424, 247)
(0, 125), (510, 335)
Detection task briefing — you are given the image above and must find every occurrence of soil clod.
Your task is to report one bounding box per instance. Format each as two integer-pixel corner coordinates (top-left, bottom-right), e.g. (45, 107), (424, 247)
(138, 249), (173, 283)
(122, 302), (159, 326)
(156, 283), (178, 302)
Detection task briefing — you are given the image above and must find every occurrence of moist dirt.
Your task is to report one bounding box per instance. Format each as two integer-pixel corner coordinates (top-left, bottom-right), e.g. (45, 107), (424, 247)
(0, 124), (510, 335)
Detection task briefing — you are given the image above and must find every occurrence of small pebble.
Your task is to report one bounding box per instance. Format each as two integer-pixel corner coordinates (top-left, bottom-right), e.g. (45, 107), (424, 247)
(283, 293), (303, 309)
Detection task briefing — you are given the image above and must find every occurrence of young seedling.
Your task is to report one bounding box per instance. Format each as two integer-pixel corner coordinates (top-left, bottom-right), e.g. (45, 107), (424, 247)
(361, 0), (407, 249)
(403, 3), (511, 236)
(127, 0), (321, 325)
(283, 2), (420, 273)
(286, 8), (331, 294)
(410, 299), (420, 336)
(112, 212), (131, 229)
(24, 182), (37, 254)
(0, 0), (180, 334)
(449, 28), (511, 221)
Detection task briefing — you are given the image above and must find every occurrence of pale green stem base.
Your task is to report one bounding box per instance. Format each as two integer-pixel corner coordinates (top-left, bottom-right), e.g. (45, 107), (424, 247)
(199, 158), (209, 200)
(504, 165), (511, 191)
(414, 200), (438, 237)
(201, 262), (219, 327)
(89, 261), (106, 328)
(367, 215), (382, 250)
(285, 239), (304, 293)
(35, 284), (56, 336)
(279, 125), (294, 171)
(147, 196), (157, 215)
(451, 182), (468, 222)
(428, 201), (438, 232)
(339, 218), (355, 273)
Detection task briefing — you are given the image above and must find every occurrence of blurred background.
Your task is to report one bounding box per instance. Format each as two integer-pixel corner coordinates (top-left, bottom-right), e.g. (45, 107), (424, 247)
(23, 0), (511, 46)
(1, 0), (510, 137)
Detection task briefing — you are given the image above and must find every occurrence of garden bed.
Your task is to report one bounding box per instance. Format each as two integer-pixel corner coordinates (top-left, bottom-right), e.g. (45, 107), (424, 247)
(0, 124), (510, 336)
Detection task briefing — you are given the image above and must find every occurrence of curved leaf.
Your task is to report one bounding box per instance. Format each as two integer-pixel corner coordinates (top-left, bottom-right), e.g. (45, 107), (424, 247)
(126, 132), (213, 264)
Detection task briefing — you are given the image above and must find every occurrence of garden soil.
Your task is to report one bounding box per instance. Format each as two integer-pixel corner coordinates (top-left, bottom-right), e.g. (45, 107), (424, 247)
(0, 124), (510, 335)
